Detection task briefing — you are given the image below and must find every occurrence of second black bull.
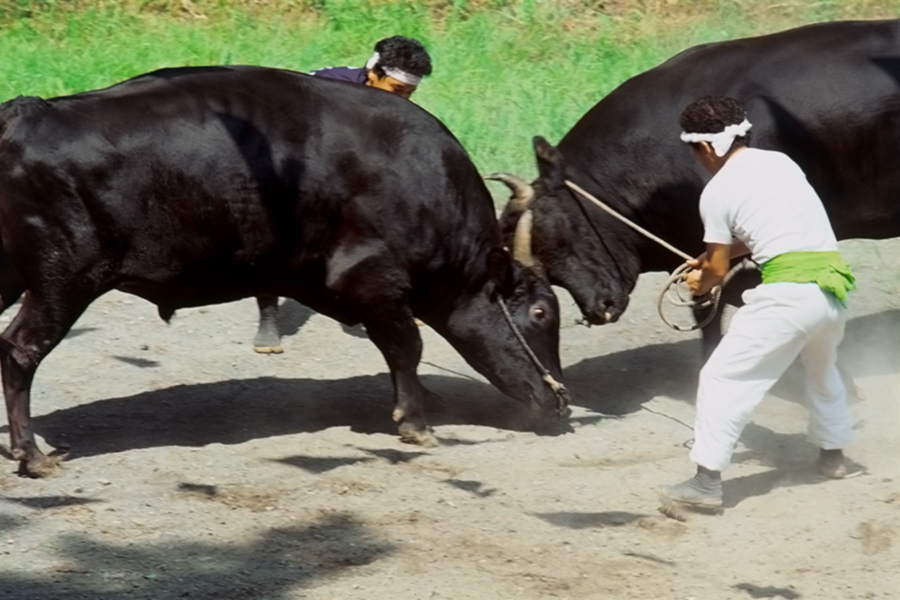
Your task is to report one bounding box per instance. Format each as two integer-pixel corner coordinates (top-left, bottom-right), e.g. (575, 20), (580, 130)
(492, 19), (900, 352)
(0, 65), (568, 477)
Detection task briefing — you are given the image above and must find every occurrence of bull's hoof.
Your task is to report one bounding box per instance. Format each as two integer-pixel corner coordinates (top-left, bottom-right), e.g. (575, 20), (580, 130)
(253, 345), (284, 354)
(253, 325), (283, 354)
(18, 453), (64, 478)
(398, 422), (438, 448)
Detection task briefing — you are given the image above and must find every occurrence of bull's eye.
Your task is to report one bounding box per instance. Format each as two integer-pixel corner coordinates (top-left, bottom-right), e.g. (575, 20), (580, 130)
(531, 306), (547, 323)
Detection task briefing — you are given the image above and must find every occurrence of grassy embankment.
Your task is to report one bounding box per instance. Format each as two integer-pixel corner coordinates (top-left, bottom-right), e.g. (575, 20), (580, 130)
(0, 0), (897, 193)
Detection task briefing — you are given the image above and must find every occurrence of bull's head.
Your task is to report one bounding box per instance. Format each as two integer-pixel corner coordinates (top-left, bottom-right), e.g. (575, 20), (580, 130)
(489, 136), (640, 326)
(436, 246), (567, 422)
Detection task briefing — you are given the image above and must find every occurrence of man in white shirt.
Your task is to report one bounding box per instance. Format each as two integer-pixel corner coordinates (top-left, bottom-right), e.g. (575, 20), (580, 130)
(661, 96), (857, 510)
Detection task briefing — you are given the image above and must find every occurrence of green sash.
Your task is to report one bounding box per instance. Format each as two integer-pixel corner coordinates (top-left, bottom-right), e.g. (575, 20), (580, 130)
(760, 251), (856, 305)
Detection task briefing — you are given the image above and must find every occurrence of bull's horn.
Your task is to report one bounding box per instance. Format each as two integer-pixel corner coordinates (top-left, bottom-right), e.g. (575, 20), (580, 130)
(484, 172), (535, 212)
(512, 209), (535, 267)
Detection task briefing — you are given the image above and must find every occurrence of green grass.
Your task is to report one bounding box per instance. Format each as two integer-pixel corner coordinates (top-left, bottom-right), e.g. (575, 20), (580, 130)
(0, 1), (897, 202)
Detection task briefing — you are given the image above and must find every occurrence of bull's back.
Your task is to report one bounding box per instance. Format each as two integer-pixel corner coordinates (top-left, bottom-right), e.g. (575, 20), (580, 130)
(562, 19), (900, 240)
(0, 66), (494, 306)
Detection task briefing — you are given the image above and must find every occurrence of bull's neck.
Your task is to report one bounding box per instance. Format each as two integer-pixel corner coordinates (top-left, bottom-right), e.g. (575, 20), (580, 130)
(597, 216), (644, 291)
(580, 179), (701, 276)
(568, 180), (646, 285)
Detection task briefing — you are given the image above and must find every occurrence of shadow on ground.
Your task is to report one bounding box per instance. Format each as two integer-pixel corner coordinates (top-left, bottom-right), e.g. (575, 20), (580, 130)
(0, 511), (394, 600)
(21, 310), (897, 461)
(564, 337), (703, 415)
(567, 308), (898, 415)
(30, 369), (547, 459)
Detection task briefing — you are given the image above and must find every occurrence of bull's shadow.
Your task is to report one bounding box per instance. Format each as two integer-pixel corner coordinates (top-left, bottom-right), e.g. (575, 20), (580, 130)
(564, 337), (703, 416)
(21, 309), (898, 460)
(31, 372), (529, 459)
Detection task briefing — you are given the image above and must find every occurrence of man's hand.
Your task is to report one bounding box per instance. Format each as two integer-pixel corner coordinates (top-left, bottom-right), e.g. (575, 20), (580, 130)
(685, 243), (732, 297)
(686, 252), (706, 270)
(684, 267), (705, 295)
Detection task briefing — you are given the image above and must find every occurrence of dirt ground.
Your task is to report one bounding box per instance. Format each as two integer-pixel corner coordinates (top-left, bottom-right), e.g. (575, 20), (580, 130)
(0, 238), (897, 600)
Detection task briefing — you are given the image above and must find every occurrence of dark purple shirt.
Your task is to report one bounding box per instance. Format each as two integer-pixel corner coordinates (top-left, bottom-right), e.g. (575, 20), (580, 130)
(310, 66), (368, 86)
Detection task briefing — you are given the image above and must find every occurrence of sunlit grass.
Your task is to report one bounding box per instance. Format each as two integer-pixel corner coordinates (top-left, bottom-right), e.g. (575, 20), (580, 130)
(0, 1), (897, 201)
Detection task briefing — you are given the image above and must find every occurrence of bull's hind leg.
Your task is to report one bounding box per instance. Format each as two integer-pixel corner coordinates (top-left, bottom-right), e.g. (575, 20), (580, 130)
(0, 248), (25, 317)
(253, 295), (283, 354)
(0, 290), (90, 477)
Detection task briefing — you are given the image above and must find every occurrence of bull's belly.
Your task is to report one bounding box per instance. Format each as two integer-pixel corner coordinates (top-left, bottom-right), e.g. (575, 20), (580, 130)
(115, 266), (361, 325)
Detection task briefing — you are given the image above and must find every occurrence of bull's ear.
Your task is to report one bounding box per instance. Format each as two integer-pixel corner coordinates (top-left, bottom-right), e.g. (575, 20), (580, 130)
(533, 136), (564, 189)
(485, 246), (515, 300)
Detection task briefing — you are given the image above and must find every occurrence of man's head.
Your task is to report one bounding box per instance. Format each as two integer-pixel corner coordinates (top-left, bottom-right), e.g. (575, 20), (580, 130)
(365, 35), (432, 99)
(679, 96), (752, 173)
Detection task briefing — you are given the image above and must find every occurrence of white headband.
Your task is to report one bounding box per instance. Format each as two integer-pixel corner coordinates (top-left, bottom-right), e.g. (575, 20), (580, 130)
(365, 52), (423, 87)
(680, 119), (753, 157)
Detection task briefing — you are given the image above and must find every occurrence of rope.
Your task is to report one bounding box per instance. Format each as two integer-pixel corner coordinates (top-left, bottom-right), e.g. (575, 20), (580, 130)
(565, 180), (693, 261)
(656, 259), (755, 331)
(497, 297), (570, 415)
(563, 179), (757, 331)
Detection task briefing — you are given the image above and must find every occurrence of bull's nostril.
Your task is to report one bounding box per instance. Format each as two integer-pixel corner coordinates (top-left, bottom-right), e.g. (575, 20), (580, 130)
(600, 300), (618, 323)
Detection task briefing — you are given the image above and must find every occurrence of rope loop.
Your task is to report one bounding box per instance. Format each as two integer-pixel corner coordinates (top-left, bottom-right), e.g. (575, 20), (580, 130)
(657, 259), (757, 331)
(562, 179), (758, 332)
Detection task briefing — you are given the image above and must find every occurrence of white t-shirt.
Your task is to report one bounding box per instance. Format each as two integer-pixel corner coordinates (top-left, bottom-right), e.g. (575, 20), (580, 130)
(700, 148), (838, 264)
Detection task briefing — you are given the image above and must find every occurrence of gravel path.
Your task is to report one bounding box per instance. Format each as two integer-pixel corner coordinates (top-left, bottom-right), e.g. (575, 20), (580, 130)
(0, 238), (897, 600)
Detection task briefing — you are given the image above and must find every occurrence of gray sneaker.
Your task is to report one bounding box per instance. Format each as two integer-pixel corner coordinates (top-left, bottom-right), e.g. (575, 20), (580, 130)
(817, 449), (848, 479)
(661, 472), (723, 509)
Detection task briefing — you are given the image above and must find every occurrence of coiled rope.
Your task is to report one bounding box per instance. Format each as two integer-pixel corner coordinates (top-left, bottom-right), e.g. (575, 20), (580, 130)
(564, 180), (755, 331)
(656, 259), (756, 331)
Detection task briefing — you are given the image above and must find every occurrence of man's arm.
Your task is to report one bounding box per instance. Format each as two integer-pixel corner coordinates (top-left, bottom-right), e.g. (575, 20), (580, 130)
(685, 239), (749, 296)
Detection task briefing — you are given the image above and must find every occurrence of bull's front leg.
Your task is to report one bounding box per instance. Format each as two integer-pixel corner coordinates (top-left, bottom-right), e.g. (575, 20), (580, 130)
(325, 242), (438, 446)
(363, 316), (438, 448)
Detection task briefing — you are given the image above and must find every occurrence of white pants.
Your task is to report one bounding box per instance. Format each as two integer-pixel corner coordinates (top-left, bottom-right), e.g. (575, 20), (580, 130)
(690, 282), (852, 472)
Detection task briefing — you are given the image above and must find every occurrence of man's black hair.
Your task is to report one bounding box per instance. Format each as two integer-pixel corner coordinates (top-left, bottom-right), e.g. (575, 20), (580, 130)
(679, 96), (752, 147)
(371, 35), (432, 79)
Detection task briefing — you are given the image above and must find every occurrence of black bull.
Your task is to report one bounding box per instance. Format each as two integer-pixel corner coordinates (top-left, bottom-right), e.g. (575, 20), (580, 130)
(494, 19), (899, 351)
(0, 66), (567, 477)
